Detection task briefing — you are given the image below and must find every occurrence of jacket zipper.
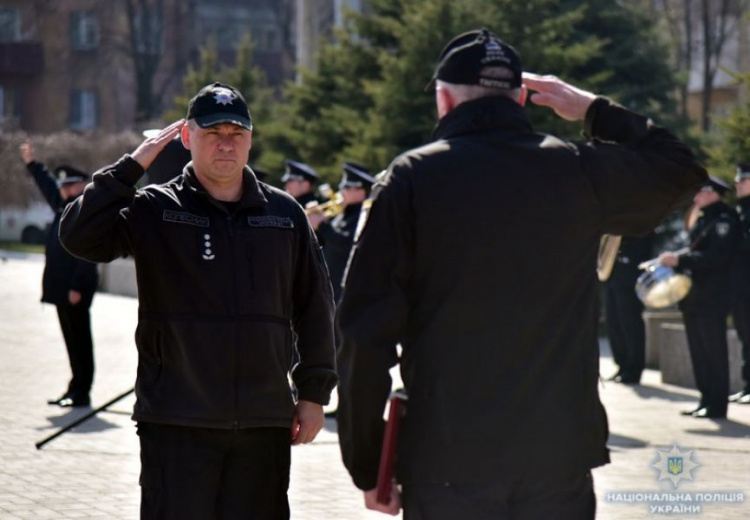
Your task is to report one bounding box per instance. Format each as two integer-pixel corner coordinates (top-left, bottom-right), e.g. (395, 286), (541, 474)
(227, 212), (240, 430)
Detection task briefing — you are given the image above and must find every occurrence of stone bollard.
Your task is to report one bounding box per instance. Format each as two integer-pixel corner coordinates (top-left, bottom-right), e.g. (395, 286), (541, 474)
(642, 310), (683, 369)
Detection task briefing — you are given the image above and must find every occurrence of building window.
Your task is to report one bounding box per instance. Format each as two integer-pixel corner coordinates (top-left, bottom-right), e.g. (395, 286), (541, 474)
(133, 13), (163, 55)
(0, 85), (20, 126)
(70, 89), (98, 130)
(70, 11), (99, 51)
(0, 7), (20, 42)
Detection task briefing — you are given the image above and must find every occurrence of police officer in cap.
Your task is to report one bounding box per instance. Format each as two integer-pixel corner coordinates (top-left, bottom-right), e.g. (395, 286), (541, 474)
(660, 176), (739, 418)
(730, 163), (750, 404)
(308, 162), (375, 302)
(20, 142), (99, 408)
(282, 159), (322, 208)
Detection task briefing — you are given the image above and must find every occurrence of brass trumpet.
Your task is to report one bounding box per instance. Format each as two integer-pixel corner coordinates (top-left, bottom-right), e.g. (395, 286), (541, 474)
(304, 183), (344, 218)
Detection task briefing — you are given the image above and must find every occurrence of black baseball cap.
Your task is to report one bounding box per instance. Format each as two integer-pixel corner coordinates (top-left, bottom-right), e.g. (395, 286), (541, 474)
(186, 82), (253, 130)
(426, 29), (522, 91)
(55, 165), (88, 187)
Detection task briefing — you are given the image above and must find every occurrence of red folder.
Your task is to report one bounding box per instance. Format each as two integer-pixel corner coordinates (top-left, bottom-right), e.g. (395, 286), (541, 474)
(376, 390), (408, 504)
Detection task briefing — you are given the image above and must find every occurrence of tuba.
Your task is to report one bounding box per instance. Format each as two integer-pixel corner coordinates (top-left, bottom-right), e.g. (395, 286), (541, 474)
(597, 234), (622, 282)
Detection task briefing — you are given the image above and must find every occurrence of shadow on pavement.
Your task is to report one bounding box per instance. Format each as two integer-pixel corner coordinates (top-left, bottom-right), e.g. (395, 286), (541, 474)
(685, 418), (750, 439)
(630, 384), (697, 403)
(39, 409), (120, 434)
(607, 432), (649, 450)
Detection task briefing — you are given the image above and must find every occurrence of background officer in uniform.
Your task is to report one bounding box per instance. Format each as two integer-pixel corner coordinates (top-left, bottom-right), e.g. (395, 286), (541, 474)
(308, 162), (376, 303)
(281, 159), (322, 208)
(20, 142), (99, 408)
(730, 163), (750, 404)
(337, 29), (706, 518)
(660, 176), (739, 418)
(604, 233), (654, 384)
(60, 83), (336, 519)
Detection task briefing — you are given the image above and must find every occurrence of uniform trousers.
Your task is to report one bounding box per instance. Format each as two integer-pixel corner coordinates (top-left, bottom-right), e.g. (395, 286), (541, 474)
(683, 310), (729, 414)
(56, 301), (94, 400)
(402, 471), (595, 520)
(604, 282), (645, 379)
(731, 295), (750, 392)
(137, 423), (291, 520)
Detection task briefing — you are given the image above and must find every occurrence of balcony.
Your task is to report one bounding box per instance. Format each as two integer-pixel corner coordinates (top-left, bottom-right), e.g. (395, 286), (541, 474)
(0, 42), (43, 76)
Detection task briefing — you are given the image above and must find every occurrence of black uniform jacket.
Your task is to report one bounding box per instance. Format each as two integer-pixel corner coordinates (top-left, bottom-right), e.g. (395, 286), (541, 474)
(26, 161), (98, 306)
(60, 157), (337, 429)
(679, 201), (739, 313)
(317, 202), (362, 302)
(337, 96), (707, 489)
(731, 197), (750, 298)
(607, 234), (654, 288)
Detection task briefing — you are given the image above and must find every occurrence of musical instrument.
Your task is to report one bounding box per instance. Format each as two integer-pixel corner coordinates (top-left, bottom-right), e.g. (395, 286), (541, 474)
(635, 248), (691, 308)
(304, 183), (344, 218)
(597, 234), (622, 282)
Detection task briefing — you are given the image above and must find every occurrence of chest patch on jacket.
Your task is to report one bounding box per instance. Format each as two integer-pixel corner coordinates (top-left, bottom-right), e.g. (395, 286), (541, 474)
(163, 210), (209, 228)
(247, 216), (294, 229)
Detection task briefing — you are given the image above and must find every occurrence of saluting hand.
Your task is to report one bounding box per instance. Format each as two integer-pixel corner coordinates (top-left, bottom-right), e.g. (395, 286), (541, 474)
(522, 73), (597, 122)
(19, 141), (34, 165)
(291, 399), (324, 445)
(131, 120), (185, 171)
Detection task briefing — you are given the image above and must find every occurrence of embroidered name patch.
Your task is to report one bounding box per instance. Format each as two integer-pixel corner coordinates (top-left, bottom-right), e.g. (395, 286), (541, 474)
(163, 210), (209, 228)
(247, 216), (295, 229)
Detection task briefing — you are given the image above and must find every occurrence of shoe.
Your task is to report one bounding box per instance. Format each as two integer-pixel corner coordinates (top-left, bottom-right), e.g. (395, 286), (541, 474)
(680, 405), (703, 416)
(690, 407), (726, 419)
(324, 409), (338, 419)
(57, 396), (91, 408)
(605, 371), (622, 382)
(613, 374), (641, 385)
(729, 390), (750, 404)
(47, 394), (71, 406)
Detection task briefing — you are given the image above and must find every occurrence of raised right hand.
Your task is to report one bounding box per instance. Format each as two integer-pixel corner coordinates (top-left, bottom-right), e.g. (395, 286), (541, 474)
(522, 73), (597, 122)
(131, 120), (185, 170)
(19, 141), (34, 165)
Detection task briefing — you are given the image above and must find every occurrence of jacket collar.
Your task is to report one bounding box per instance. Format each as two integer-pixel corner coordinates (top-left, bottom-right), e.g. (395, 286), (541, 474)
(432, 95), (533, 141)
(183, 164), (268, 208)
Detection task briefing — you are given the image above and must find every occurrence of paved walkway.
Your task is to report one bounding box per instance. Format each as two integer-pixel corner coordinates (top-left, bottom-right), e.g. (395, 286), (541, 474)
(1, 253), (749, 519)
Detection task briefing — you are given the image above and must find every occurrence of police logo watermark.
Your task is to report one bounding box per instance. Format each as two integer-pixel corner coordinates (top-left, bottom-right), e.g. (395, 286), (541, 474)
(652, 444), (698, 488)
(604, 443), (745, 515)
(716, 222), (730, 237)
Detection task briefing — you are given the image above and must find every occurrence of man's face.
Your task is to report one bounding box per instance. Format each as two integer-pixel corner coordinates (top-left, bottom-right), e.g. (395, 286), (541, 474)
(737, 178), (750, 198)
(284, 179), (312, 198)
(182, 122), (252, 183)
(341, 186), (367, 206)
(59, 181), (87, 200)
(693, 189), (720, 208)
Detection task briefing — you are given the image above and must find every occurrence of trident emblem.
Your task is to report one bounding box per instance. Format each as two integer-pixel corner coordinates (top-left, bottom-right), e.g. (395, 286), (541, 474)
(668, 457), (683, 476)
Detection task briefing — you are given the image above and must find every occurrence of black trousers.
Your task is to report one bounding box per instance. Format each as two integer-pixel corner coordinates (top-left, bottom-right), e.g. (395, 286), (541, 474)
(138, 423), (291, 520)
(56, 301), (94, 399)
(683, 310), (729, 414)
(403, 472), (595, 520)
(605, 283), (645, 379)
(731, 295), (750, 392)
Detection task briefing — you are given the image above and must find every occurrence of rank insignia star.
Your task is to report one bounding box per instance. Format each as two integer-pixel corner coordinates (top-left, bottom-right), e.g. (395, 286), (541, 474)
(213, 88), (235, 106)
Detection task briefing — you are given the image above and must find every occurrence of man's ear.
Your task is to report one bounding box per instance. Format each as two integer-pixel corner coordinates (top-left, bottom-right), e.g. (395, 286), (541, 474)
(436, 87), (455, 119)
(181, 123), (191, 150)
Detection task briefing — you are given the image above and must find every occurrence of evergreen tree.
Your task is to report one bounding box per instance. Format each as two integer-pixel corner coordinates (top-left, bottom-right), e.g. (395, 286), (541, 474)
(708, 73), (750, 187)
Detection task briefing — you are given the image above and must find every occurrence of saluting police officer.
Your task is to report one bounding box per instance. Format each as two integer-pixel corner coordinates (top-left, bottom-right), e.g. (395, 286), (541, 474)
(308, 162), (376, 302)
(20, 142), (99, 408)
(730, 163), (750, 404)
(282, 159), (322, 208)
(660, 176), (739, 418)
(605, 233), (654, 384)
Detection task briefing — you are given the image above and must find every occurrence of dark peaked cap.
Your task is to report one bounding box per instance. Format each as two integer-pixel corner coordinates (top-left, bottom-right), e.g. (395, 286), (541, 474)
(701, 175), (731, 196)
(55, 165), (89, 187)
(339, 162), (376, 189)
(281, 160), (320, 183)
(736, 163), (750, 182)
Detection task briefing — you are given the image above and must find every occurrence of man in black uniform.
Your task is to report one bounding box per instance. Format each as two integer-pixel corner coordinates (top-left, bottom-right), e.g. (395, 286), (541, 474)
(336, 30), (706, 518)
(605, 234), (654, 384)
(281, 159), (321, 208)
(308, 162), (376, 302)
(20, 143), (98, 408)
(730, 163), (750, 404)
(60, 83), (336, 519)
(660, 176), (738, 419)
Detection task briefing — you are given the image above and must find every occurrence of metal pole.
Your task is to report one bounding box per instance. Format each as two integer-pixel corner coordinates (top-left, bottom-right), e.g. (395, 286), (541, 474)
(35, 388), (134, 450)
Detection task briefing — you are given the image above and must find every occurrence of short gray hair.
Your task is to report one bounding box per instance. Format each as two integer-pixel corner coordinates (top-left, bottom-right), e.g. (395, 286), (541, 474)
(436, 79), (521, 105)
